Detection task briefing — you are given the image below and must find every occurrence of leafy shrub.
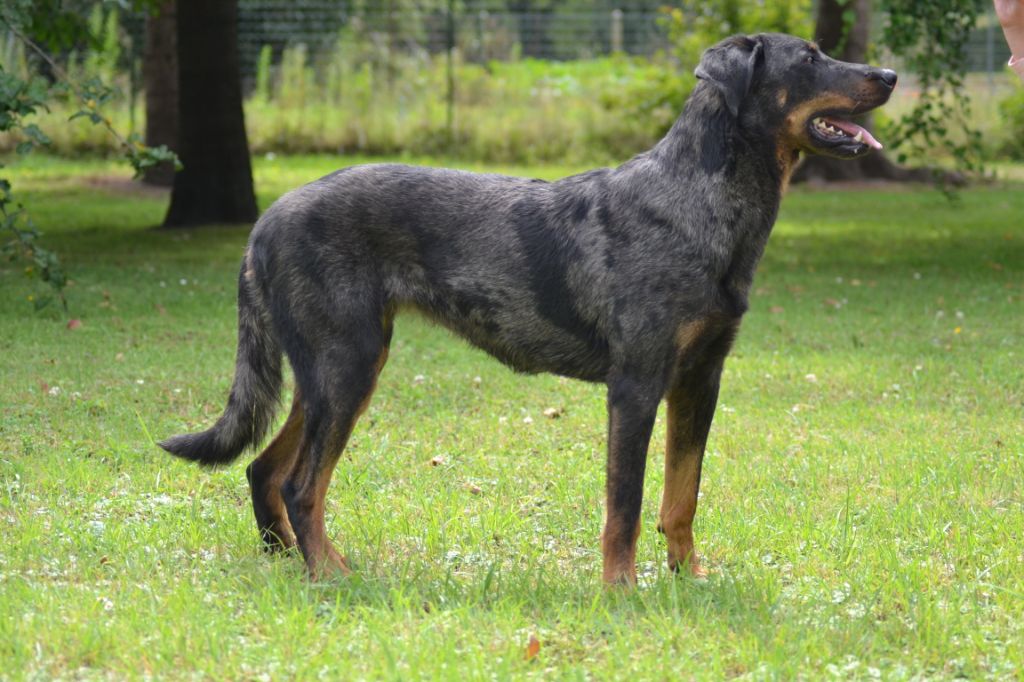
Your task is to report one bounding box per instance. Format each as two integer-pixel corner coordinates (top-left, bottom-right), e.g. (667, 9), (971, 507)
(229, 49), (694, 165)
(0, 4), (175, 311)
(1, 18), (694, 166)
(660, 0), (813, 67)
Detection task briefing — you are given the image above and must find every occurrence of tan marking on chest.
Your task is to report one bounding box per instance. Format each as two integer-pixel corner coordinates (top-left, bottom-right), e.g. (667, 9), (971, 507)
(675, 319), (709, 356)
(776, 148), (801, 194)
(244, 247), (255, 280)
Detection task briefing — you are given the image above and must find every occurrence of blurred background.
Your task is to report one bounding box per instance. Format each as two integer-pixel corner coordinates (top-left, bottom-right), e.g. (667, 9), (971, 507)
(2, 0), (1020, 168)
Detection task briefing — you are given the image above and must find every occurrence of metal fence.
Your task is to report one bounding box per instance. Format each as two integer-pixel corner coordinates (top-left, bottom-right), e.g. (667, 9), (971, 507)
(235, 2), (670, 83)
(229, 2), (1013, 85)
(4, 3), (1015, 89)
(969, 14), (1013, 74)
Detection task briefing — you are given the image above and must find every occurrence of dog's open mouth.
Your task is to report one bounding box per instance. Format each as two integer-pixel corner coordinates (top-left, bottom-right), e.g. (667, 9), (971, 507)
(807, 114), (882, 157)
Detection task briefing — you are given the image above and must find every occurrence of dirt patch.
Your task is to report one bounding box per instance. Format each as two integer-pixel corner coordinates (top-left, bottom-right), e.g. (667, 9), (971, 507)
(83, 175), (171, 199)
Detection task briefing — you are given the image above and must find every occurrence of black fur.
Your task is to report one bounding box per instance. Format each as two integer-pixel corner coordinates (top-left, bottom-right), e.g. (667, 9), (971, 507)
(159, 262), (281, 464)
(161, 33), (896, 583)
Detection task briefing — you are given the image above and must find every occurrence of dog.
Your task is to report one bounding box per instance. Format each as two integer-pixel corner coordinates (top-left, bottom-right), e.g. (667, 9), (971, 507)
(161, 33), (895, 585)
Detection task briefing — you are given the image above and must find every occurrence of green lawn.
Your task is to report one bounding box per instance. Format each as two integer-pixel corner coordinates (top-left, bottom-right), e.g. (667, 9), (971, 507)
(1, 155), (1022, 680)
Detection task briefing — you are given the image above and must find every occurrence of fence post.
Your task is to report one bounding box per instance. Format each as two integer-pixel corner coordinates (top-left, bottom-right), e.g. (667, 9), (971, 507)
(446, 0), (455, 148)
(610, 9), (623, 54)
(985, 13), (994, 91)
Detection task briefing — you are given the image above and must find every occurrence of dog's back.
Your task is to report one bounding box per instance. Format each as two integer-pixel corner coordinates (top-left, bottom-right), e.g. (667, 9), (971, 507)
(249, 163), (626, 380)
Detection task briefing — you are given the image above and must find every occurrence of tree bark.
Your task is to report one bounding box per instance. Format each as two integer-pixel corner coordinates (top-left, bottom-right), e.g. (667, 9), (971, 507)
(163, 0), (258, 227)
(814, 0), (870, 59)
(142, 0), (177, 187)
(793, 0), (932, 183)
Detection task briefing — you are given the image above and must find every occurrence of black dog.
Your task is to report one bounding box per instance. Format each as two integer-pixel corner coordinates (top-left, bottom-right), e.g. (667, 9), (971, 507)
(161, 33), (895, 585)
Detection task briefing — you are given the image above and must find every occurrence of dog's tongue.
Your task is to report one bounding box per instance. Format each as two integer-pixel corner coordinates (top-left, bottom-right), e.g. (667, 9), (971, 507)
(825, 117), (883, 149)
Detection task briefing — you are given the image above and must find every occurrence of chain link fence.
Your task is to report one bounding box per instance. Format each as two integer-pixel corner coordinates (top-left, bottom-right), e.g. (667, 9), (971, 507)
(1, 3), (1016, 161)
(227, 2), (1014, 97)
(7, 3), (1014, 89)
(234, 2), (669, 87)
(230, 3), (1012, 70)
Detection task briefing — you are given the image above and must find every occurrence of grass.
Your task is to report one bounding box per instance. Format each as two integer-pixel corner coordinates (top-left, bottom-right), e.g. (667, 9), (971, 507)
(1, 154), (1023, 679)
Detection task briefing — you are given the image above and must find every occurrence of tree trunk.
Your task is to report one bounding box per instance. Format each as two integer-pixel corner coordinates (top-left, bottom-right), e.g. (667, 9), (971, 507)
(163, 0), (258, 227)
(142, 0), (177, 187)
(793, 0), (931, 183)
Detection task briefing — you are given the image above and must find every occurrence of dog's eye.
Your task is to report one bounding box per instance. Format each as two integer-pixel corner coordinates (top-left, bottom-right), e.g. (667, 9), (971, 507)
(804, 54), (816, 64)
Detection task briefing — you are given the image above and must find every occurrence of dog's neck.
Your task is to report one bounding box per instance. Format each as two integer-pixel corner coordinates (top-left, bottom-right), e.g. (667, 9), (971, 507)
(639, 84), (789, 300)
(652, 84), (784, 189)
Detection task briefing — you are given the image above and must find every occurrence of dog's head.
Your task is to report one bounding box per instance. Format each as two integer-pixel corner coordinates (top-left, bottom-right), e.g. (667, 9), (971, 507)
(695, 33), (896, 159)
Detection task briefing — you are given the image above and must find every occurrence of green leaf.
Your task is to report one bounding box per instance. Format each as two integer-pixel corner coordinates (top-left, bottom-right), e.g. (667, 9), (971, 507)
(22, 124), (51, 145)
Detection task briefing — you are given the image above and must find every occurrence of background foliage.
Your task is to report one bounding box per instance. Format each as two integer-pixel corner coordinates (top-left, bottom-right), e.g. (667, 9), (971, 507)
(0, 0), (174, 309)
(879, 0), (989, 173)
(3, 0), (1019, 165)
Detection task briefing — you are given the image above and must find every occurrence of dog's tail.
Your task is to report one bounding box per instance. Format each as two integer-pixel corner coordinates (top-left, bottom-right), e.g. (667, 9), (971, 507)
(159, 262), (282, 466)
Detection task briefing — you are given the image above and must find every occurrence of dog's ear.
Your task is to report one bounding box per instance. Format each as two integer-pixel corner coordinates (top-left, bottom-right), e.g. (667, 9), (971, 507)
(694, 35), (764, 118)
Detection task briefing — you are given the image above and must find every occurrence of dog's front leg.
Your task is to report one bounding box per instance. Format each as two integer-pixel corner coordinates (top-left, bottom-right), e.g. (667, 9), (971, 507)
(601, 373), (664, 586)
(658, 322), (738, 578)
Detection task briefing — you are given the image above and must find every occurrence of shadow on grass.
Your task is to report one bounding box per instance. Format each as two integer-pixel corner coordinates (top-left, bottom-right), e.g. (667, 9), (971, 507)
(238, 544), (784, 641)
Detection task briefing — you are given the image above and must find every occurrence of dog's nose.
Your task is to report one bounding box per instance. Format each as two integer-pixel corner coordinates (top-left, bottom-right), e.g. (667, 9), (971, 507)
(867, 68), (898, 88)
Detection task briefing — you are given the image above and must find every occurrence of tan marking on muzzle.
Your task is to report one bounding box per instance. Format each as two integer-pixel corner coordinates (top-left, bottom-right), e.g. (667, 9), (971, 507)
(781, 93), (860, 143)
(775, 92), (860, 184)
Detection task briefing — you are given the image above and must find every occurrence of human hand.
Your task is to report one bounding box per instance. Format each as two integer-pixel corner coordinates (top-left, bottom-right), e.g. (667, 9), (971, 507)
(995, 0), (1024, 29)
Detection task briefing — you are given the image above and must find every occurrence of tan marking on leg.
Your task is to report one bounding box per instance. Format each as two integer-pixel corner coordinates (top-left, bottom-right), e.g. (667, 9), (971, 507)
(299, 339), (392, 581)
(776, 89), (788, 108)
(659, 444), (706, 577)
(660, 318), (732, 577)
(250, 393), (303, 550)
(305, 468), (352, 580)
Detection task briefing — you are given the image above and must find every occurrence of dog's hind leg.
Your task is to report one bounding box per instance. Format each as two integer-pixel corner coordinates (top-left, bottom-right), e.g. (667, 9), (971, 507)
(658, 321), (738, 578)
(601, 372), (666, 586)
(246, 392), (303, 552)
(283, 308), (393, 580)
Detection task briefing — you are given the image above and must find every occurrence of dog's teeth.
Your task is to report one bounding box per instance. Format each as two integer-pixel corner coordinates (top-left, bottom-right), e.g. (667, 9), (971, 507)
(854, 131), (864, 143)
